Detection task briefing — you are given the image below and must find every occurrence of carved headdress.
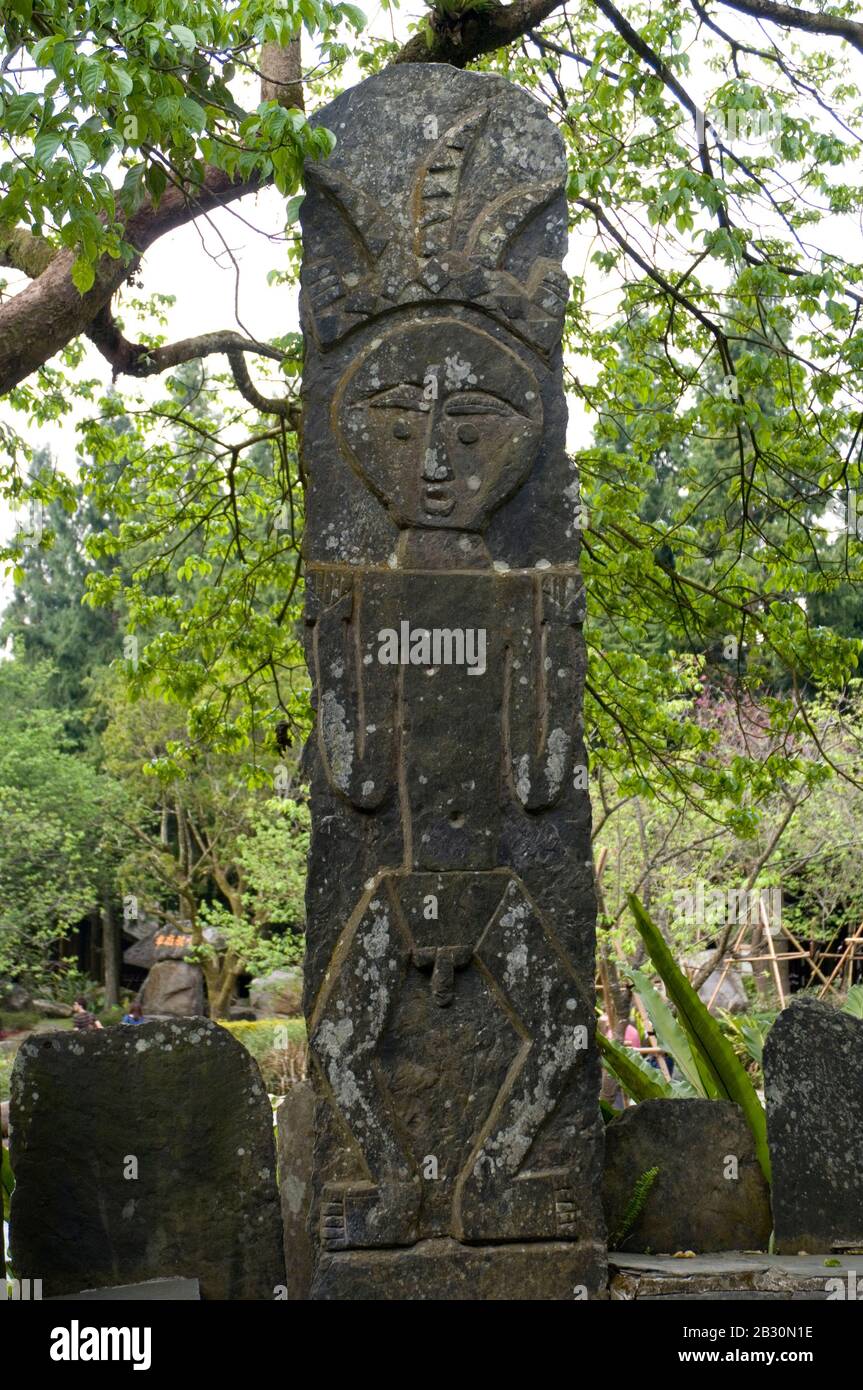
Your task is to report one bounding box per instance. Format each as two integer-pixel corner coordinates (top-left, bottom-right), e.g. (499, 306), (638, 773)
(301, 105), (568, 358)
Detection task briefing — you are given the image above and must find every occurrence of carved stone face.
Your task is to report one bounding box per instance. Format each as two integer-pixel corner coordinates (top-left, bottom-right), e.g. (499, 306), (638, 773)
(333, 319), (543, 532)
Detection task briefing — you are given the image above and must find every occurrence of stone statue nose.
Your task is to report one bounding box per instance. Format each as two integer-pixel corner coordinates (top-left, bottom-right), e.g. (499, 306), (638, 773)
(422, 441), (453, 483)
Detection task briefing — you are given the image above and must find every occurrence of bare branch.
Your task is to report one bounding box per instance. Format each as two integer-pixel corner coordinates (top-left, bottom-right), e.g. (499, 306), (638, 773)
(87, 305), (289, 379)
(227, 349), (301, 426)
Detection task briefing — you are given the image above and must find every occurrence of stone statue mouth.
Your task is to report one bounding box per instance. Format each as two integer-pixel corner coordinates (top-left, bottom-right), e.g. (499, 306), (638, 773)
(423, 485), (455, 516)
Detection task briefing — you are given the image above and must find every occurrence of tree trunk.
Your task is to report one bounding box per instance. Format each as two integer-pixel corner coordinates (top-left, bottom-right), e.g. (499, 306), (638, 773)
(101, 894), (120, 1008)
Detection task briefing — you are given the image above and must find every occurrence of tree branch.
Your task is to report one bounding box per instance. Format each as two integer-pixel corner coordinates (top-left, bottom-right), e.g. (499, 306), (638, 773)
(0, 38), (304, 399)
(394, 0), (566, 67)
(716, 0), (863, 56)
(0, 166), (264, 397)
(227, 349), (301, 427)
(0, 222), (54, 279)
(86, 305), (290, 380)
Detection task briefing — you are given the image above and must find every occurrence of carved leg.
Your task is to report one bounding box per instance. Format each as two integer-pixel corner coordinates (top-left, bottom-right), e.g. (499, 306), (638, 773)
(455, 878), (591, 1242)
(310, 884), (420, 1249)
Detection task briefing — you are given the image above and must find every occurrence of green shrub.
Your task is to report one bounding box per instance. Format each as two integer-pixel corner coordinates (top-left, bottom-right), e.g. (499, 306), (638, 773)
(219, 1017), (307, 1095)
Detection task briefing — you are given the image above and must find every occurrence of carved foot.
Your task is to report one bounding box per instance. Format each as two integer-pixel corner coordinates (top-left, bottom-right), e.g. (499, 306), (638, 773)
(321, 1179), (421, 1251)
(457, 1169), (578, 1242)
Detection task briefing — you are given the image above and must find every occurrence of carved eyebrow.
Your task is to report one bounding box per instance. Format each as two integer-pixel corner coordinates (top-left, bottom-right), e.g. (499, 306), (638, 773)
(444, 392), (526, 417)
(357, 384), (429, 410)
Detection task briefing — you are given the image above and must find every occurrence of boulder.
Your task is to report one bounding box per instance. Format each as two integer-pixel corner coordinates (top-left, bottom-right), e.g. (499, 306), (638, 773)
(764, 994), (863, 1253)
(140, 959), (204, 1016)
(603, 1099), (772, 1254)
(687, 952), (748, 1013)
(9, 1018), (285, 1299)
(31, 999), (73, 1018)
(248, 967), (302, 1018)
(0, 981), (32, 1012)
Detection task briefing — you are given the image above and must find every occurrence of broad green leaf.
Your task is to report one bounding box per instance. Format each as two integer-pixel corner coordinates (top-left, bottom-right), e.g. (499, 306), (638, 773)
(70, 257), (95, 294)
(34, 131), (62, 167)
(628, 895), (771, 1183)
(171, 25), (197, 53)
(597, 1029), (672, 1103)
(79, 59), (105, 102)
(843, 984), (863, 1019)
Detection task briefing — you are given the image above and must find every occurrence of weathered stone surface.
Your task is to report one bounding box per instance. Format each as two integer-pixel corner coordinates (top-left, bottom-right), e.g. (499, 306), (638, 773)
(140, 959), (204, 1016)
(124, 924), (194, 970)
(312, 1237), (607, 1301)
(300, 63), (604, 1297)
(603, 1100), (771, 1254)
(9, 1019), (285, 1299)
(249, 966), (303, 1018)
(765, 994), (863, 1253)
(277, 1081), (315, 1300)
(610, 1251), (863, 1301)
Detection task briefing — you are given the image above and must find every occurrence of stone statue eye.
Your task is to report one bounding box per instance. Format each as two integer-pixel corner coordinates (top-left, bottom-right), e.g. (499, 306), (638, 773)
(363, 384), (428, 412)
(456, 423), (480, 445)
(445, 392), (521, 419)
(393, 420), (411, 440)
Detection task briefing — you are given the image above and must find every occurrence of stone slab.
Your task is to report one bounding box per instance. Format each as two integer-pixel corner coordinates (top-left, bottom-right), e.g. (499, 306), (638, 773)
(50, 1278), (200, 1300)
(299, 58), (604, 1302)
(764, 995), (863, 1254)
(610, 1251), (863, 1301)
(603, 1099), (771, 1253)
(10, 1019), (285, 1300)
(277, 1081), (315, 1300)
(312, 1237), (608, 1301)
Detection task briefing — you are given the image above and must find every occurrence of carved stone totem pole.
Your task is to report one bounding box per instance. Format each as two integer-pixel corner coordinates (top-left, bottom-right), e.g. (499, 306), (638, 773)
(299, 63), (605, 1300)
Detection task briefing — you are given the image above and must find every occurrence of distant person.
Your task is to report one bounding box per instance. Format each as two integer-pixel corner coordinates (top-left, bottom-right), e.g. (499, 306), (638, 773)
(121, 1001), (144, 1025)
(72, 997), (103, 1032)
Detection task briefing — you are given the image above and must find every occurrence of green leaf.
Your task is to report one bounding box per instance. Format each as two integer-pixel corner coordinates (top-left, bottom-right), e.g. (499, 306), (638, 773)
(179, 98), (206, 132)
(285, 193), (304, 224)
(79, 58), (105, 102)
(596, 1029), (672, 1102)
(843, 984), (863, 1019)
(340, 3), (367, 29)
(628, 895), (771, 1183)
(144, 163), (167, 205)
(171, 24), (197, 53)
(111, 68), (134, 100)
(68, 138), (90, 170)
(34, 131), (62, 168)
(71, 257), (95, 294)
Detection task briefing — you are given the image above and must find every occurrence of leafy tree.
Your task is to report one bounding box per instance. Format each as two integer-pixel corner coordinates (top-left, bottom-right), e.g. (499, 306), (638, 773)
(1, 454), (122, 735)
(3, 3), (863, 855)
(0, 660), (125, 988)
(99, 678), (308, 1015)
